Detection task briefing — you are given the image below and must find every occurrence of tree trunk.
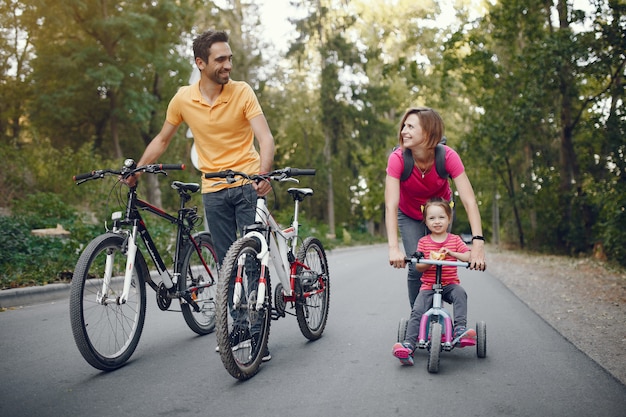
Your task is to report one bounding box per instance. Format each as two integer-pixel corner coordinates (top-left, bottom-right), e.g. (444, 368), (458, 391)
(324, 131), (336, 238)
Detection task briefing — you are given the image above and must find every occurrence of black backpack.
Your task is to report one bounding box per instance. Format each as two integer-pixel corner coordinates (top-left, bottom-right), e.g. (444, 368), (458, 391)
(399, 137), (449, 181)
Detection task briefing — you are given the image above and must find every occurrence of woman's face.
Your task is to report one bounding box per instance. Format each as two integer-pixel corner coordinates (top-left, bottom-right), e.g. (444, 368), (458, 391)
(401, 113), (426, 148)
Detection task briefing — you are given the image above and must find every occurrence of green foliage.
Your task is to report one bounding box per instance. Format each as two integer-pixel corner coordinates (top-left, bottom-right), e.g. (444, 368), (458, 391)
(12, 192), (77, 229)
(1, 0), (625, 287)
(0, 199), (102, 289)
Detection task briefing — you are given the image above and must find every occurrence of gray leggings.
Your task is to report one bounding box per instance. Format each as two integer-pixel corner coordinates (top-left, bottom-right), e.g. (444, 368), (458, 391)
(404, 284), (468, 347)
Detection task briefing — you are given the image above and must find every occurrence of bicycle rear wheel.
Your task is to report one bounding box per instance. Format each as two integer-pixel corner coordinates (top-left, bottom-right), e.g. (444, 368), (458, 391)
(295, 237), (330, 340)
(69, 233), (147, 371)
(216, 237), (271, 380)
(179, 232), (218, 334)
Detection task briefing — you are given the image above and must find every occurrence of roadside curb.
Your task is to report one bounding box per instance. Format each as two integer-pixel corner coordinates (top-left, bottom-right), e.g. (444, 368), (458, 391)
(0, 244), (386, 309)
(0, 283), (70, 309)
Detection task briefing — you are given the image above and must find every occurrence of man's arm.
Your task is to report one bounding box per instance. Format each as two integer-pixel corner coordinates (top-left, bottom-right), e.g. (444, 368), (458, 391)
(137, 121), (179, 166)
(249, 114), (275, 196)
(125, 121), (179, 187)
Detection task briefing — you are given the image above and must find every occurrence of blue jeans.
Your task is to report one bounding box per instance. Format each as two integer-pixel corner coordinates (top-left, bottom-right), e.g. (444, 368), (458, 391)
(203, 184), (263, 336)
(397, 210), (427, 308)
(202, 183), (257, 265)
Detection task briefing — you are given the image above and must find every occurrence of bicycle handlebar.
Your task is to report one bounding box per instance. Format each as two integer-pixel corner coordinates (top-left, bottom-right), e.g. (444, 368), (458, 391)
(73, 159), (185, 184)
(405, 252), (470, 268)
(204, 167), (316, 183)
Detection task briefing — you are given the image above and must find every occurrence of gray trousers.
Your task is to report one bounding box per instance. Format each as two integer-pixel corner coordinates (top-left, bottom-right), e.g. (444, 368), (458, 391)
(397, 210), (427, 308)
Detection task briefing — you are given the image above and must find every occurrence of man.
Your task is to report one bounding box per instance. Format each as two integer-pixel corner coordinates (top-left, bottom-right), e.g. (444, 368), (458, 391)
(133, 29), (275, 263)
(132, 30), (275, 361)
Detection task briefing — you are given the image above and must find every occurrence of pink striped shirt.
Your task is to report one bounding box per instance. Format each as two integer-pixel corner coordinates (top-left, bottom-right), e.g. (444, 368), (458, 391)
(417, 234), (469, 290)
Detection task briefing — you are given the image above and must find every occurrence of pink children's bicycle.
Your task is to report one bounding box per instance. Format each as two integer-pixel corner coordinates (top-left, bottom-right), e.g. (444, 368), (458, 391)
(397, 252), (487, 373)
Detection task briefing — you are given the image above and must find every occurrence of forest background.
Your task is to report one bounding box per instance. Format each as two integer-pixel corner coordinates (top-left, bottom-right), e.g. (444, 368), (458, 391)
(0, 0), (624, 288)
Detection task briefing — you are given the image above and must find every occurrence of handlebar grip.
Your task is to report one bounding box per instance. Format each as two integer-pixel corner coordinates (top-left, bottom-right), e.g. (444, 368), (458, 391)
(287, 168), (316, 176)
(158, 164), (185, 171)
(204, 170), (234, 179)
(73, 171), (96, 181)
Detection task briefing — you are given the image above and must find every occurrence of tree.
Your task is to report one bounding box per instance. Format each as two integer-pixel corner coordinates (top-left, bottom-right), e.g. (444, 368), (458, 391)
(28, 0), (197, 160)
(0, 0), (36, 144)
(450, 0), (625, 259)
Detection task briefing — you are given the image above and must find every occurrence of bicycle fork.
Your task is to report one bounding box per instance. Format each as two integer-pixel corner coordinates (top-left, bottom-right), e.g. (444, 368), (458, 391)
(97, 228), (139, 305)
(234, 231), (269, 311)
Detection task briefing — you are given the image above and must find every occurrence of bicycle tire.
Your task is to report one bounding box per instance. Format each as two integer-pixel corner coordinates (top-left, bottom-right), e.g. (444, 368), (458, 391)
(476, 320), (487, 358)
(216, 237), (272, 380)
(69, 233), (147, 371)
(427, 322), (442, 373)
(179, 232), (218, 335)
(295, 237), (330, 340)
(397, 317), (408, 343)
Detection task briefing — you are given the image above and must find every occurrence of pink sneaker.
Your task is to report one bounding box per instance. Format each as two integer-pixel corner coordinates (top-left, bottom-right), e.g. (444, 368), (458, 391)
(392, 342), (414, 366)
(453, 327), (476, 348)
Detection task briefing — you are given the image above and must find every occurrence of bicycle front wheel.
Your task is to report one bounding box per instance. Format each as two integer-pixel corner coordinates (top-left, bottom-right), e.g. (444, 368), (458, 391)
(295, 237), (330, 340)
(427, 322), (442, 373)
(179, 232), (218, 334)
(69, 233), (147, 371)
(216, 237), (271, 380)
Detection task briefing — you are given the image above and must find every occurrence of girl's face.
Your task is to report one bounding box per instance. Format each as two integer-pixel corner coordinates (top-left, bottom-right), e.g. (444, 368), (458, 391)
(400, 114), (426, 148)
(424, 205), (450, 235)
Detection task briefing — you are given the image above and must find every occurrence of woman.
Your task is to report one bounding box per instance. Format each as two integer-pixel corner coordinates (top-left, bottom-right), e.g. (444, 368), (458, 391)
(385, 107), (486, 308)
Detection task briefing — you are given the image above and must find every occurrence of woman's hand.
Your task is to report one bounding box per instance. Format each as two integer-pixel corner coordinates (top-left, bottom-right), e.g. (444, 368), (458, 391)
(388, 246), (406, 269)
(468, 240), (486, 271)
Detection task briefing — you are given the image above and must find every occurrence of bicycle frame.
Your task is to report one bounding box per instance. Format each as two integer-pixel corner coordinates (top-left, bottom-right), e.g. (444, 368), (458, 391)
(412, 258), (469, 350)
(235, 189), (323, 310)
(103, 184), (211, 304)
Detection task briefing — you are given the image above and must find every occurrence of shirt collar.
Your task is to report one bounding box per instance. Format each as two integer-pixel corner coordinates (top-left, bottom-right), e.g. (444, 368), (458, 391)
(192, 80), (232, 104)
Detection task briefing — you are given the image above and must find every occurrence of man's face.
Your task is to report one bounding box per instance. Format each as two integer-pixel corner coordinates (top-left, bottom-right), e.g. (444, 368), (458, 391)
(202, 42), (232, 85)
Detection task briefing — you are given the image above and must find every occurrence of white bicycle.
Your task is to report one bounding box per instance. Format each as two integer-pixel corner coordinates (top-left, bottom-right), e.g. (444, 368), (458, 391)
(205, 167), (330, 380)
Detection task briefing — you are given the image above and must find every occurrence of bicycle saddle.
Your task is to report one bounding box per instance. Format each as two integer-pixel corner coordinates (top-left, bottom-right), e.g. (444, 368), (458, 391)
(172, 181), (200, 193)
(287, 188), (314, 201)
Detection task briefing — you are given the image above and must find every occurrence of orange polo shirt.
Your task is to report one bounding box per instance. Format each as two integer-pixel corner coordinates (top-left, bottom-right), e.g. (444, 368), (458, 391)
(166, 80), (263, 192)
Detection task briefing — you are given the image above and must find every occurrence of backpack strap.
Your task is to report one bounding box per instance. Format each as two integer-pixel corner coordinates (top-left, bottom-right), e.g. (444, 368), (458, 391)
(434, 143), (450, 180)
(400, 148), (413, 182)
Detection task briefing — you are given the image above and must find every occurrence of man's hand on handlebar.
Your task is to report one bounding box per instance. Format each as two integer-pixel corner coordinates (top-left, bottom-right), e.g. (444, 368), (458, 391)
(253, 177), (272, 197)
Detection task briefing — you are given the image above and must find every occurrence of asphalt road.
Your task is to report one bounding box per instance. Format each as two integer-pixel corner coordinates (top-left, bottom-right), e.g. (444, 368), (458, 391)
(1, 244), (625, 417)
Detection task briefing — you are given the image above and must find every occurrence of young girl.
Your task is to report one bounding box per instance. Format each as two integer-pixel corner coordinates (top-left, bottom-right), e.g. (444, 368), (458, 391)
(392, 197), (475, 366)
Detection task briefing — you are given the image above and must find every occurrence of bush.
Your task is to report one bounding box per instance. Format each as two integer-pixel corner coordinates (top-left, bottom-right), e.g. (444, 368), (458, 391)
(0, 193), (104, 289)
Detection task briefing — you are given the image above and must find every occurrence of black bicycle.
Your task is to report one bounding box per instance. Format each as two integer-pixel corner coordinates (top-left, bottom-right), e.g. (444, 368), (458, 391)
(69, 159), (218, 371)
